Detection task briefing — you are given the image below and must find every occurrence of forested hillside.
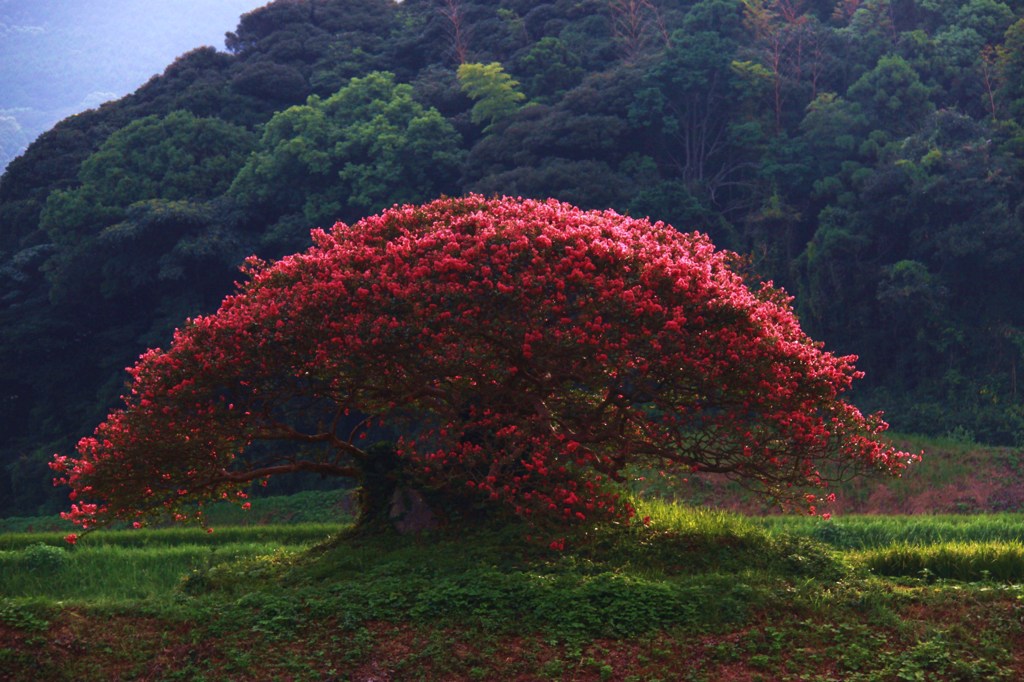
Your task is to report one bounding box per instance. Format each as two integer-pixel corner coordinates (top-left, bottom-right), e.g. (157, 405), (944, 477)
(0, 0), (267, 172)
(2, 0), (1023, 516)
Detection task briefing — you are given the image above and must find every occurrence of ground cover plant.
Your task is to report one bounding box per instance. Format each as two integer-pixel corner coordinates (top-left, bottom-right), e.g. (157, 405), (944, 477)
(2, 501), (1024, 681)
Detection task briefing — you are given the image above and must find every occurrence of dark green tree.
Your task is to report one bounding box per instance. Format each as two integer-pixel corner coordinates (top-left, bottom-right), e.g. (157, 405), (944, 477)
(39, 111), (255, 302)
(846, 55), (934, 136)
(997, 19), (1024, 122)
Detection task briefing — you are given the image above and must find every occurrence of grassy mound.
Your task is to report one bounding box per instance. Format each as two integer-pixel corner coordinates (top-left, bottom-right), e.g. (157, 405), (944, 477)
(174, 502), (845, 643)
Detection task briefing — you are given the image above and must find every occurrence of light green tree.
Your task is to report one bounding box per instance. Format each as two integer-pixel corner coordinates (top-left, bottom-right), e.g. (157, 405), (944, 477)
(456, 62), (526, 131)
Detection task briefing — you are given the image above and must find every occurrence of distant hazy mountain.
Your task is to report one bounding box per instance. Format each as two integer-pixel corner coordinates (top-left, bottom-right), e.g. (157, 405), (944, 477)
(0, 0), (267, 172)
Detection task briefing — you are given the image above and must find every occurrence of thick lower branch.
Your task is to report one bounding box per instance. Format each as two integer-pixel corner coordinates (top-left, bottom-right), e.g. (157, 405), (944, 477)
(217, 460), (361, 483)
(255, 424), (369, 461)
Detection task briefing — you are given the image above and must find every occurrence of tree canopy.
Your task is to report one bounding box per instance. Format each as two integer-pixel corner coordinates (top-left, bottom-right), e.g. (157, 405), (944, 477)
(51, 196), (915, 537)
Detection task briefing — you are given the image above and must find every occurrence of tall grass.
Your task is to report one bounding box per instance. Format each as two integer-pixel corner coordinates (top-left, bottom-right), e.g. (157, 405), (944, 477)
(754, 513), (1024, 549)
(0, 535), (331, 603)
(0, 522), (346, 603)
(0, 522), (348, 551)
(5, 499), (1023, 611)
(857, 541), (1024, 582)
(631, 502), (1024, 582)
(632, 498), (758, 537)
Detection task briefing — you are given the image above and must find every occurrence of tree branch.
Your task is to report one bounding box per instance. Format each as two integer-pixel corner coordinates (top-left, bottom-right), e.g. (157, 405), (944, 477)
(217, 460), (362, 483)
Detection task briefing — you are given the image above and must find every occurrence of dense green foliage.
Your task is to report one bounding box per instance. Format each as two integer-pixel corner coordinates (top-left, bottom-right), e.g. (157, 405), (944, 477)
(3, 0), (1024, 515)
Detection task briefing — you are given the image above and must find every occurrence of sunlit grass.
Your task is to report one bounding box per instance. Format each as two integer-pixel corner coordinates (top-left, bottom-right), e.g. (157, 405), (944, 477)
(753, 513), (1024, 549)
(4, 498), (1024, 615)
(632, 497), (759, 535)
(856, 540), (1024, 582)
(0, 524), (342, 603)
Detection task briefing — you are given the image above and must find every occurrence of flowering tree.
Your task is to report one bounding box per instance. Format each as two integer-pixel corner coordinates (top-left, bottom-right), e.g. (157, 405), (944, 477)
(51, 195), (916, 538)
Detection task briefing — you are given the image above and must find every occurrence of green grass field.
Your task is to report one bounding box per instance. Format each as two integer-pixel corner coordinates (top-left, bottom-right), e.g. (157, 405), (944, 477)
(2, 492), (1024, 680)
(0, 526), (346, 603)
